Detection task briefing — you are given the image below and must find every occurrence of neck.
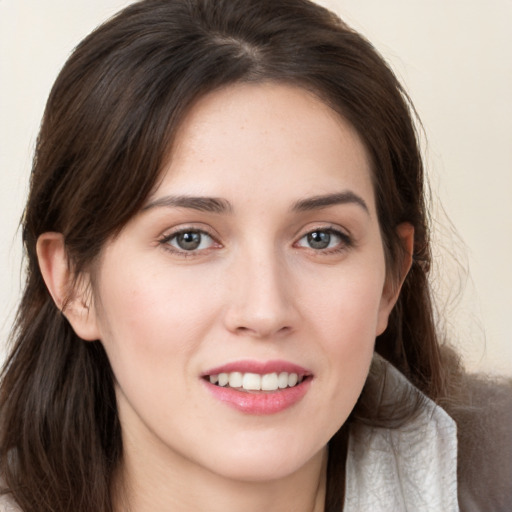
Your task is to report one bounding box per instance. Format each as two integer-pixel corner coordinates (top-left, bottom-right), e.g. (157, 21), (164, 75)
(113, 442), (327, 512)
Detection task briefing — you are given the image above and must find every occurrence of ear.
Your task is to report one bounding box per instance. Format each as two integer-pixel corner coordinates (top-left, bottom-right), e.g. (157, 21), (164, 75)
(36, 232), (100, 341)
(376, 222), (414, 335)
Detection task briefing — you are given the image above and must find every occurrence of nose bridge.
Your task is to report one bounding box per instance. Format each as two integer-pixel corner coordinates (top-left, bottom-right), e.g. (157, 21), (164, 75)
(224, 240), (295, 337)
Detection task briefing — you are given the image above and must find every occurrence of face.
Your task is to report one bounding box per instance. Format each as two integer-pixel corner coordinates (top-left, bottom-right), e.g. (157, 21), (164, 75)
(86, 83), (396, 483)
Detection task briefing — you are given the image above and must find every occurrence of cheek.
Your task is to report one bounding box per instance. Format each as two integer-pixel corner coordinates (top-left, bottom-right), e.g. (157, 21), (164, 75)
(315, 277), (380, 374)
(92, 264), (220, 432)
(303, 261), (386, 343)
(92, 259), (221, 388)
(298, 260), (386, 420)
(97, 259), (212, 334)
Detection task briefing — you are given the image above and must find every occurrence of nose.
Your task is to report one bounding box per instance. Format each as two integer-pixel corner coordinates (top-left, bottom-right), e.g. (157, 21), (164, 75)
(223, 248), (298, 339)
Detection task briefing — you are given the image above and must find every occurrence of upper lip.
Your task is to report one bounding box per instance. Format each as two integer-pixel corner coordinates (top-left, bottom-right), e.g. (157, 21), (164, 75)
(201, 359), (311, 377)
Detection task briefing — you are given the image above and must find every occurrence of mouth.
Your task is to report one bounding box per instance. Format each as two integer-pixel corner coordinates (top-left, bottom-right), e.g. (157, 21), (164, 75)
(201, 361), (312, 414)
(204, 371), (307, 392)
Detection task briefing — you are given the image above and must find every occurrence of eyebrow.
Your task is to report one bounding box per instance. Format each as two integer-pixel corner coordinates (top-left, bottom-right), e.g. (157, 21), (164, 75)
(142, 191), (369, 215)
(142, 195), (233, 213)
(292, 191), (369, 214)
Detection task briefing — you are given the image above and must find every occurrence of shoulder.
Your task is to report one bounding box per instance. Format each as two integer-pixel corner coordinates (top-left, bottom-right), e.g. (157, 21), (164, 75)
(0, 494), (20, 512)
(448, 373), (512, 512)
(0, 481), (21, 512)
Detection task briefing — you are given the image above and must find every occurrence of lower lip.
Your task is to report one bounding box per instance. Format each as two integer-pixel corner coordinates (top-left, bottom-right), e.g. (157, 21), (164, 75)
(203, 379), (311, 415)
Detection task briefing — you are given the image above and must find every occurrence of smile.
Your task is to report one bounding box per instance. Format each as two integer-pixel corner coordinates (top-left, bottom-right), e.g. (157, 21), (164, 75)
(202, 361), (312, 414)
(207, 371), (305, 391)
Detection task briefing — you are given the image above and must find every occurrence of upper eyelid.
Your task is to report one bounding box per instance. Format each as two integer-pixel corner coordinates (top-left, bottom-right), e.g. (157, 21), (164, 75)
(295, 224), (351, 239)
(159, 224), (218, 240)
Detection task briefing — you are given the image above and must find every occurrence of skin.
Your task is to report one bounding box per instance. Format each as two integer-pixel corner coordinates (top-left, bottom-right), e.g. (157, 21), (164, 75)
(38, 83), (411, 512)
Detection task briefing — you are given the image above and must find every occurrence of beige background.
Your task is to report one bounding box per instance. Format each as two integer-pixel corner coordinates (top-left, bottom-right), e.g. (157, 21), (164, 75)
(1, 0), (511, 374)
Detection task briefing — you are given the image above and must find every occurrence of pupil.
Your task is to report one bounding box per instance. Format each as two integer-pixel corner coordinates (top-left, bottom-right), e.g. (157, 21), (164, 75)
(308, 231), (330, 249)
(177, 232), (201, 250)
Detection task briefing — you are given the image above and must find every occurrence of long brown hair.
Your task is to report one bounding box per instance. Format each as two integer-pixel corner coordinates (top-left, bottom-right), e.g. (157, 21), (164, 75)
(1, 1), (447, 510)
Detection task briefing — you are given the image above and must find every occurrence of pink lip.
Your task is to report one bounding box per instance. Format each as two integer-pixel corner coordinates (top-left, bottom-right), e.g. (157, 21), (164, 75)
(201, 359), (312, 415)
(201, 359), (310, 377)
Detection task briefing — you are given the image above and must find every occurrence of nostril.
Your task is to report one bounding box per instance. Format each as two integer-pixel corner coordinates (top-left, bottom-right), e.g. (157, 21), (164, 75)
(234, 324), (292, 338)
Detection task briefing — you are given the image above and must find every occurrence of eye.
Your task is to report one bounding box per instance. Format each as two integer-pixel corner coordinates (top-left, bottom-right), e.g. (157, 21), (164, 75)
(161, 229), (217, 252)
(296, 228), (350, 251)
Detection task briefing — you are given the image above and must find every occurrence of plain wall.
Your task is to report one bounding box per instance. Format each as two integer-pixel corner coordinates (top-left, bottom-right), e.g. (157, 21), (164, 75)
(1, 0), (511, 374)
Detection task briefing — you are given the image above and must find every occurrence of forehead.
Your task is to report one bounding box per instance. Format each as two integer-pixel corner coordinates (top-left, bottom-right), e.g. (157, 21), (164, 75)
(154, 82), (375, 213)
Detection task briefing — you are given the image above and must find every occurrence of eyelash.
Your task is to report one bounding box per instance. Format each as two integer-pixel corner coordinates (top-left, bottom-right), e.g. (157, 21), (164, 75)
(158, 228), (220, 256)
(158, 226), (353, 257)
(294, 226), (353, 254)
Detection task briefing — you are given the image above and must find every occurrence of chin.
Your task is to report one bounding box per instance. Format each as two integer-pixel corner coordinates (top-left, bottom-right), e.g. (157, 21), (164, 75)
(199, 437), (327, 483)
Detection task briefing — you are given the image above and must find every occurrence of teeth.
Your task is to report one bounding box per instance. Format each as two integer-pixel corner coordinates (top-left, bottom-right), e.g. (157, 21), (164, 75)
(278, 372), (289, 389)
(242, 372), (261, 390)
(261, 372), (278, 391)
(229, 372), (243, 388)
(218, 373), (229, 386)
(208, 371), (302, 391)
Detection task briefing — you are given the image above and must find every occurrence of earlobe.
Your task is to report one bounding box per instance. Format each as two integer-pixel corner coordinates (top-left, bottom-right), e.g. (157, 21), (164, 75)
(376, 222), (415, 335)
(36, 232), (100, 341)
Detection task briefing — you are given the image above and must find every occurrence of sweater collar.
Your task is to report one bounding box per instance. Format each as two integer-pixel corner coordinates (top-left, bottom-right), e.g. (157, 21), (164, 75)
(344, 354), (459, 511)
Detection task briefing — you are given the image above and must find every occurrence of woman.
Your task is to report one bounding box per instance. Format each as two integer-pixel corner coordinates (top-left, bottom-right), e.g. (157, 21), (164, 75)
(0, 0), (510, 511)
